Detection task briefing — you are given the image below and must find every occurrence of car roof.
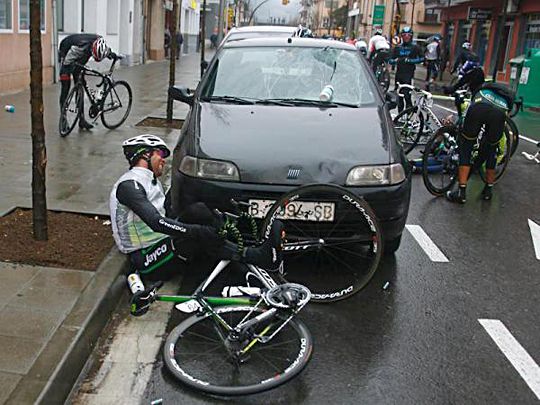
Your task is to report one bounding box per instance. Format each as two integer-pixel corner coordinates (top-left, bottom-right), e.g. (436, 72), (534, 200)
(223, 37), (357, 50)
(229, 25), (297, 33)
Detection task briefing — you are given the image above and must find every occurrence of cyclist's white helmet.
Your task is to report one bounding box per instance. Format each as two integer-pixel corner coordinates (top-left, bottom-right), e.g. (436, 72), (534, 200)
(122, 134), (171, 165)
(374, 28), (383, 35)
(92, 37), (110, 61)
(462, 41), (472, 50)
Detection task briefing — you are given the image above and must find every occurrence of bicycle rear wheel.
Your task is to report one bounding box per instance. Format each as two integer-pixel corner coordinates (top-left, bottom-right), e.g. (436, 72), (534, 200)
(261, 184), (383, 303)
(506, 117), (520, 157)
(478, 125), (512, 183)
(163, 306), (312, 396)
(422, 125), (459, 196)
(59, 86), (81, 137)
(376, 67), (390, 93)
(393, 106), (424, 154)
(100, 80), (132, 129)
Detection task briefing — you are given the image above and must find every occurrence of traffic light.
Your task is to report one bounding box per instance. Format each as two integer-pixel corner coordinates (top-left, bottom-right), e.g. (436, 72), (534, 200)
(282, 0), (289, 5)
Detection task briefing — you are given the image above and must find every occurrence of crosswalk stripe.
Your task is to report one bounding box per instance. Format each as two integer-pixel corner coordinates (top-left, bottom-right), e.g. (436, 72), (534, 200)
(405, 224), (449, 262)
(479, 319), (540, 400)
(528, 219), (540, 260)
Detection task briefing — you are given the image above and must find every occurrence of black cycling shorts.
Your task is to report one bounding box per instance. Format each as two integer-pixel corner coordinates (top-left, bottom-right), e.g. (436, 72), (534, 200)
(462, 101), (506, 145)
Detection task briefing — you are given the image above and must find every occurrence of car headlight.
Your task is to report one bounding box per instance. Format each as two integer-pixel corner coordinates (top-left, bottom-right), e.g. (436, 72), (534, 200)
(179, 156), (240, 181)
(345, 163), (406, 186)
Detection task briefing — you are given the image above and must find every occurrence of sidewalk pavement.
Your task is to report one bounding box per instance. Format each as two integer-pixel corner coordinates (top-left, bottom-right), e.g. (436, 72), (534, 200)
(0, 52), (206, 404)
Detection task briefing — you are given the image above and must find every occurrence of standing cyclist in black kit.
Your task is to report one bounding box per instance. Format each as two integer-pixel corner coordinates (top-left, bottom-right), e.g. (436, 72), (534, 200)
(58, 34), (115, 131)
(109, 135), (284, 291)
(389, 27), (424, 112)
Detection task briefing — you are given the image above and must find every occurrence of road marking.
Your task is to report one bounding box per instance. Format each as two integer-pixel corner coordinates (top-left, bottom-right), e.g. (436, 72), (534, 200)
(528, 219), (540, 260)
(479, 319), (540, 400)
(520, 134), (539, 145)
(433, 103), (455, 114)
(405, 224), (449, 262)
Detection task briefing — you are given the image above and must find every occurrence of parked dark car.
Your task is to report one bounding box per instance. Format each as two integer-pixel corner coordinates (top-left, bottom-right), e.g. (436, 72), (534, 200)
(169, 37), (411, 255)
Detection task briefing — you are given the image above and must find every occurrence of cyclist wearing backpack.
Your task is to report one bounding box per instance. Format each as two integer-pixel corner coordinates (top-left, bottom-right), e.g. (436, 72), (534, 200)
(444, 60), (485, 95)
(58, 34), (115, 131)
(389, 27), (424, 112)
(451, 41), (479, 75)
(368, 28), (390, 73)
(109, 135), (283, 288)
(445, 82), (515, 203)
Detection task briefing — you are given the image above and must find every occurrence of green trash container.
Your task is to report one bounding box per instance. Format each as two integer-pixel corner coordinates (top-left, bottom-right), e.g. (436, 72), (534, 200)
(509, 55), (525, 92)
(516, 48), (540, 109)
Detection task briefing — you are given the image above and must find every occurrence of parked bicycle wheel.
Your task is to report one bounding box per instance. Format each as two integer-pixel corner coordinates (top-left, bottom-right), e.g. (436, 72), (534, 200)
(163, 306), (313, 396)
(261, 184), (383, 303)
(393, 106), (425, 154)
(59, 86), (81, 137)
(506, 117), (520, 157)
(422, 125), (459, 196)
(477, 125), (512, 183)
(101, 80), (132, 129)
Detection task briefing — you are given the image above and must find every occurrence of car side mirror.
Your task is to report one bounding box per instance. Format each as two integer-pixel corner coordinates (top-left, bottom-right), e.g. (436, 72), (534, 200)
(201, 60), (209, 72)
(385, 92), (398, 110)
(169, 86), (193, 106)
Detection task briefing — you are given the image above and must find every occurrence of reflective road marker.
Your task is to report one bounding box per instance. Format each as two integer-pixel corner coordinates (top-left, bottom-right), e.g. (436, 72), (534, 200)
(479, 319), (540, 400)
(405, 224), (449, 262)
(528, 219), (540, 260)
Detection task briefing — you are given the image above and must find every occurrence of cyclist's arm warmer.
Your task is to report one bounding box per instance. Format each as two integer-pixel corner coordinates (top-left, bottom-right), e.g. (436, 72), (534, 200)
(116, 180), (219, 241)
(389, 47), (398, 65)
(406, 47), (423, 64)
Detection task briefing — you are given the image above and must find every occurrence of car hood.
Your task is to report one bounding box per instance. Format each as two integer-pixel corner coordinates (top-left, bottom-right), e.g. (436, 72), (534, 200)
(195, 103), (391, 185)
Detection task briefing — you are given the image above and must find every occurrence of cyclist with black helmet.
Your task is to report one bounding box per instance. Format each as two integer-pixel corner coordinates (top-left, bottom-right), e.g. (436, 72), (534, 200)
(389, 27), (424, 112)
(58, 34), (116, 131)
(110, 135), (283, 288)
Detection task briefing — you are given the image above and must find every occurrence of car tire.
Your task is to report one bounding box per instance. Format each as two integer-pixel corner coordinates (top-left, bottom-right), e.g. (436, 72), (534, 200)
(384, 235), (402, 255)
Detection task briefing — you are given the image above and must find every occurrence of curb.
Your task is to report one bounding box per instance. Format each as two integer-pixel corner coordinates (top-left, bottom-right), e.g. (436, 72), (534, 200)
(5, 246), (129, 405)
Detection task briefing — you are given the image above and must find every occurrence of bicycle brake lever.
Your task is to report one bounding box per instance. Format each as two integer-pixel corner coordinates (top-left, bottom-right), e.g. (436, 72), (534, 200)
(230, 198), (251, 209)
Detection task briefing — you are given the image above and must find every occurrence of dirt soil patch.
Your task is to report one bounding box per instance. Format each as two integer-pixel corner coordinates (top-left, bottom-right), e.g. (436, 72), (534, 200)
(0, 208), (114, 271)
(136, 116), (184, 129)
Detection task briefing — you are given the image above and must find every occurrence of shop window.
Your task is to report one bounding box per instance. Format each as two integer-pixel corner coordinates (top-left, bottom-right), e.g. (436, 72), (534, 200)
(496, 22), (513, 72)
(56, 0), (63, 31)
(0, 0), (12, 31)
(19, 0), (45, 31)
(524, 13), (540, 54)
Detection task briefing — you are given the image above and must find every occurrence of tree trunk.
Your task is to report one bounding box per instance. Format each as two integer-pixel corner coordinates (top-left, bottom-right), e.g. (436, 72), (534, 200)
(166, 0), (179, 122)
(29, 0), (48, 241)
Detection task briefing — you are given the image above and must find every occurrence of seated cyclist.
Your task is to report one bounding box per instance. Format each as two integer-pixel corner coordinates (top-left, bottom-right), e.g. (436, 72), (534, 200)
(443, 78), (515, 203)
(109, 135), (283, 291)
(58, 34), (117, 132)
(368, 28), (390, 73)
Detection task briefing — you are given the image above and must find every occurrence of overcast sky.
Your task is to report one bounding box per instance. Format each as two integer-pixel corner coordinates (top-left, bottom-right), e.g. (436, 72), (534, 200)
(250, 0), (302, 24)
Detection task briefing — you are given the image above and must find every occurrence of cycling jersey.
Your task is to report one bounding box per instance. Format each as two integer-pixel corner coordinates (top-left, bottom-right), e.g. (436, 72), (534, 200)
(110, 167), (217, 254)
(389, 42), (423, 80)
(59, 33), (100, 66)
(452, 49), (479, 73)
(368, 35), (390, 58)
(425, 41), (440, 61)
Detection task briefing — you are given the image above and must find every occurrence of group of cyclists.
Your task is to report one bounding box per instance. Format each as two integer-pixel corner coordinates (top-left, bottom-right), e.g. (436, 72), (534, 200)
(57, 29), (515, 295)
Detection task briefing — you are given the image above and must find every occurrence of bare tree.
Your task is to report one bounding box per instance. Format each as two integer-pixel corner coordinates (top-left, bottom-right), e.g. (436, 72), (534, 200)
(166, 0), (180, 122)
(29, 0), (47, 240)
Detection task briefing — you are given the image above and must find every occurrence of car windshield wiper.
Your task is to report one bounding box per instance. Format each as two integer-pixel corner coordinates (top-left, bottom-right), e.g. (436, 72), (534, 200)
(201, 95), (256, 105)
(254, 99), (296, 106)
(261, 98), (338, 107)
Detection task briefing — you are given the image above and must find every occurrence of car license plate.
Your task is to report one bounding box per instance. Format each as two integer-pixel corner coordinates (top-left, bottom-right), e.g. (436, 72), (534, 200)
(248, 199), (335, 222)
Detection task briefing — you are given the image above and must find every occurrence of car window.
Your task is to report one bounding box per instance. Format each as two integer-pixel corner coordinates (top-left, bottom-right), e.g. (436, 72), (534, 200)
(202, 46), (377, 106)
(226, 31), (294, 42)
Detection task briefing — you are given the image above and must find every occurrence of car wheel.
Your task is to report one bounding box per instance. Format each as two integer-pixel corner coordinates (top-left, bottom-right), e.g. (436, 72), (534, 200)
(384, 235), (402, 255)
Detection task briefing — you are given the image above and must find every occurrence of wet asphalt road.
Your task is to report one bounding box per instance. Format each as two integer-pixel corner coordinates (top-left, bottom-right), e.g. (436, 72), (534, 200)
(139, 139), (540, 404)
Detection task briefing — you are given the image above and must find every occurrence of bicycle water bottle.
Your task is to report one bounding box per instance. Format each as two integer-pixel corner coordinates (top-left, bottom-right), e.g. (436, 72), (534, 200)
(222, 286), (261, 297)
(127, 273), (145, 294)
(4, 105), (15, 113)
(319, 85), (334, 102)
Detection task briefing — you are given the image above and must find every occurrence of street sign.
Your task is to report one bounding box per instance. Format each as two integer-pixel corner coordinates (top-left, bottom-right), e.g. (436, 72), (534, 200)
(467, 7), (492, 20)
(373, 5), (385, 26)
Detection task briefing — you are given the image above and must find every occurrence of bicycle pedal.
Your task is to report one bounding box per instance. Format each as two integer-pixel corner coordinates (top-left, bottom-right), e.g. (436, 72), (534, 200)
(175, 299), (202, 313)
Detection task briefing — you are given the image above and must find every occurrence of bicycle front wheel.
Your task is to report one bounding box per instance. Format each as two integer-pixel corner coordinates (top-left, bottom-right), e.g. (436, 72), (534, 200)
(100, 80), (132, 129)
(163, 306), (313, 396)
(59, 86), (81, 137)
(422, 125), (459, 196)
(393, 106), (424, 154)
(261, 184), (383, 303)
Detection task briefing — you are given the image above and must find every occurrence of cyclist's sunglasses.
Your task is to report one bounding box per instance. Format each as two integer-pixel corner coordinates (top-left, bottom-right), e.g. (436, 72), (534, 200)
(401, 33), (413, 37)
(154, 149), (168, 158)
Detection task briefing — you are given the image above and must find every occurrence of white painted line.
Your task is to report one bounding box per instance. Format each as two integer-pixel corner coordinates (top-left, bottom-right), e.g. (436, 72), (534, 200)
(520, 134), (539, 145)
(405, 224), (449, 262)
(528, 219), (540, 260)
(479, 319), (540, 400)
(434, 103), (456, 114)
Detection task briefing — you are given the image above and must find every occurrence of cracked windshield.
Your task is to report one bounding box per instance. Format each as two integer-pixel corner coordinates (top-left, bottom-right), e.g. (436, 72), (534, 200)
(203, 46), (376, 106)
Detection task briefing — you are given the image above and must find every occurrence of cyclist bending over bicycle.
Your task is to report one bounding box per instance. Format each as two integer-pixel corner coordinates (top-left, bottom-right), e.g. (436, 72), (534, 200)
(109, 135), (283, 294)
(368, 28), (390, 73)
(59, 34), (117, 131)
(443, 76), (515, 203)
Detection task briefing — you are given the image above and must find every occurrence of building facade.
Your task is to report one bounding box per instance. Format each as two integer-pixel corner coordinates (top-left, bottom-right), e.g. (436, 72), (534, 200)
(312, 0), (347, 37)
(0, 0), (54, 94)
